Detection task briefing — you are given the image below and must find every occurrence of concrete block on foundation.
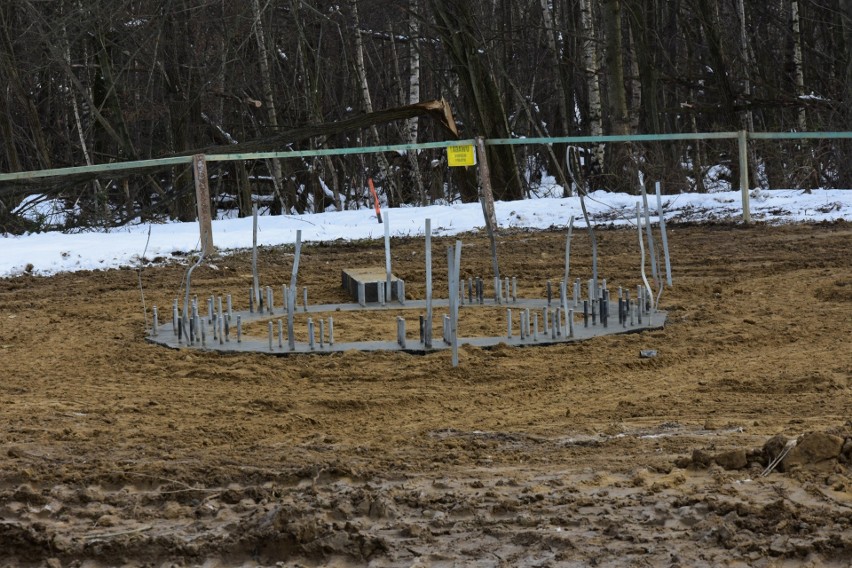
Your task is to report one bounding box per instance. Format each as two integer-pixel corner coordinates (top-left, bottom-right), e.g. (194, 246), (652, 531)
(342, 268), (403, 303)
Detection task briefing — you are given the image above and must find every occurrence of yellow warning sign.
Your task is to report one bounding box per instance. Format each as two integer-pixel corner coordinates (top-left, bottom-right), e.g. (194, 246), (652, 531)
(447, 144), (476, 167)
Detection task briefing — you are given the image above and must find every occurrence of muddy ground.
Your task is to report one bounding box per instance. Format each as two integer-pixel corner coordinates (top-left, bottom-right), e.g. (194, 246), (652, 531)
(1, 221), (850, 567)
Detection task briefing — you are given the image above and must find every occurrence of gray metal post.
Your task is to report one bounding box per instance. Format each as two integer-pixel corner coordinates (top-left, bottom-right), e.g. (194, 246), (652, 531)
(328, 316), (334, 345)
(252, 204), (259, 306)
(507, 309), (513, 339)
(287, 286), (296, 351)
(278, 319), (283, 348)
(226, 295), (232, 321)
(308, 318), (315, 350)
(268, 321), (273, 351)
(384, 210), (392, 297)
(564, 216), (574, 290)
(641, 185), (660, 286)
(425, 219), (433, 349)
(398, 280), (405, 305)
(237, 315), (242, 343)
(655, 182), (673, 287)
(152, 307), (158, 336)
(319, 319), (325, 348)
(302, 287), (308, 312)
(358, 282), (366, 307)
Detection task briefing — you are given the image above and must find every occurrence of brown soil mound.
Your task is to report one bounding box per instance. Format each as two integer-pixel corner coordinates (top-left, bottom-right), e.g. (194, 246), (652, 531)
(1, 221), (851, 567)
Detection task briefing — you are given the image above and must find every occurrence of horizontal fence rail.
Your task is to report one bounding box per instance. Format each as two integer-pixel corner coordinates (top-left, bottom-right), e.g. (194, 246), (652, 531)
(2, 131), (850, 183)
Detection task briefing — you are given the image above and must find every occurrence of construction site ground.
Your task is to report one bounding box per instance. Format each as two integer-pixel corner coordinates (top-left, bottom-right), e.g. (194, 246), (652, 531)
(1, 221), (850, 567)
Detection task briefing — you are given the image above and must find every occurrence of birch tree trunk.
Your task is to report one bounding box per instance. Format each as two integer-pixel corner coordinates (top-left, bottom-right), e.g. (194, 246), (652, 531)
(791, 0), (807, 132)
(579, 0), (605, 169)
(251, 0), (287, 214)
(350, 0), (401, 206)
(539, 0), (574, 196)
(406, 0), (427, 204)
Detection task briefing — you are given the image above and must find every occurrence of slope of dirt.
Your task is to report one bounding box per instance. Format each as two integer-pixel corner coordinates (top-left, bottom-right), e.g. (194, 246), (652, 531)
(1, 221), (851, 567)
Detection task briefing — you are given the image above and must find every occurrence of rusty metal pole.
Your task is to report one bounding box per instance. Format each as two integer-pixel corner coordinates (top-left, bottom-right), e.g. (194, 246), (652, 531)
(475, 137), (500, 285)
(192, 154), (215, 254)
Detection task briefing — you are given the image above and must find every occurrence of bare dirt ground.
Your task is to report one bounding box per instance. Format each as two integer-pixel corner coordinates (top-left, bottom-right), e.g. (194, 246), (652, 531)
(1, 221), (851, 567)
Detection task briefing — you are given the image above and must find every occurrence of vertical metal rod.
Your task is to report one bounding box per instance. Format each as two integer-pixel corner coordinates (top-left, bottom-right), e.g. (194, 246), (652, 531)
(641, 185), (660, 286)
(252, 204), (259, 306)
(177, 317), (183, 343)
(656, 181), (673, 287)
(507, 309), (513, 339)
(249, 288), (254, 314)
(278, 319), (283, 348)
(287, 286), (296, 351)
(568, 309), (574, 337)
(237, 315), (242, 343)
(398, 317), (406, 348)
(425, 218), (433, 349)
(564, 216), (574, 289)
(218, 315), (224, 344)
(289, 229), (302, 310)
(520, 310), (526, 340)
(504, 277), (510, 304)
(378, 280), (385, 306)
(266, 287), (273, 314)
(547, 280), (552, 306)
(468, 278), (473, 303)
(268, 321), (273, 351)
(533, 313), (539, 341)
(308, 318), (315, 350)
(525, 308), (531, 338)
(152, 307), (158, 336)
(201, 323), (206, 346)
(494, 277), (501, 304)
(583, 300), (589, 328)
(217, 296), (224, 321)
(224, 315), (229, 342)
(329, 317), (334, 345)
(512, 277), (517, 302)
(302, 287), (308, 312)
(226, 295), (232, 321)
(172, 300), (179, 333)
(319, 319), (325, 348)
(574, 279), (581, 307)
(398, 280), (405, 305)
(384, 210), (392, 297)
(555, 308), (561, 337)
(282, 285), (288, 312)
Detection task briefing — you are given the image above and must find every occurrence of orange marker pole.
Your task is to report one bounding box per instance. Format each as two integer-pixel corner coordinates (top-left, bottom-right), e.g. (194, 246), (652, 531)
(368, 177), (383, 223)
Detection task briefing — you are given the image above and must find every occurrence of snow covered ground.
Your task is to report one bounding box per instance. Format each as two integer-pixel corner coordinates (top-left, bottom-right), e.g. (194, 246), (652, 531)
(2, 188), (849, 278)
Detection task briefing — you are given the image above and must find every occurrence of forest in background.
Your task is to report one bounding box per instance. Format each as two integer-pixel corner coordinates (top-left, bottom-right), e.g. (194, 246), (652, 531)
(1, 0), (850, 233)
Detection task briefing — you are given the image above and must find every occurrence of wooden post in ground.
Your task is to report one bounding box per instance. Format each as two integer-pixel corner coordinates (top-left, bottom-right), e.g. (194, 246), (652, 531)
(193, 154), (215, 254)
(475, 137), (500, 284)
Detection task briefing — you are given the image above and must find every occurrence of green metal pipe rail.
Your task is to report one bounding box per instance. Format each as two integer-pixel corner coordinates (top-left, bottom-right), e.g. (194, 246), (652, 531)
(2, 131), (850, 224)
